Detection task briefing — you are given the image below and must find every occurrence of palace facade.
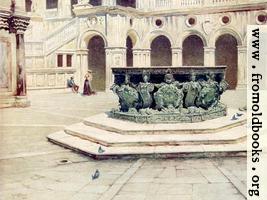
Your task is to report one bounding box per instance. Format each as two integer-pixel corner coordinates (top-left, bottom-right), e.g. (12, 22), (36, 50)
(23, 0), (267, 91)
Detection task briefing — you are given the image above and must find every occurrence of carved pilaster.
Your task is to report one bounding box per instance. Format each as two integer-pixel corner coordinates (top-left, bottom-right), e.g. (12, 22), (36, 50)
(76, 49), (89, 87)
(204, 47), (215, 67)
(236, 46), (247, 89)
(172, 47), (182, 67)
(132, 49), (151, 67)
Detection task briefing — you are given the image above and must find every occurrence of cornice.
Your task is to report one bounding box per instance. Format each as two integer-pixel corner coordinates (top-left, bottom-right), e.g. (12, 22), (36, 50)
(73, 3), (267, 17)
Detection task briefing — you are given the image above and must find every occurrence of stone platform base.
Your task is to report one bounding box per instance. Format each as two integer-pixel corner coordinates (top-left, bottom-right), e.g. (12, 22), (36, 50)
(47, 108), (247, 159)
(0, 95), (30, 108)
(109, 105), (227, 123)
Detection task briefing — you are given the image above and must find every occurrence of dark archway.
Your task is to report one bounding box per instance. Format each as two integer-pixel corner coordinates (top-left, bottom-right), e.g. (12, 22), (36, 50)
(126, 36), (133, 67)
(182, 35), (204, 66)
(88, 35), (106, 91)
(116, 0), (136, 8)
(151, 35), (172, 66)
(215, 34), (238, 89)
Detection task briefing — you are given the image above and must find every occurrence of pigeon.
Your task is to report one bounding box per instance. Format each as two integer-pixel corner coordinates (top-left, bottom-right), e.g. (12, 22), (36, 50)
(98, 146), (105, 154)
(236, 113), (243, 117)
(92, 169), (100, 180)
(231, 114), (238, 121)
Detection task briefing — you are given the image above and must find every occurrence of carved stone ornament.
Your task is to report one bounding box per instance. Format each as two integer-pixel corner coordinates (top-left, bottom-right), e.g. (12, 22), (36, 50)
(0, 10), (30, 34)
(110, 66), (229, 123)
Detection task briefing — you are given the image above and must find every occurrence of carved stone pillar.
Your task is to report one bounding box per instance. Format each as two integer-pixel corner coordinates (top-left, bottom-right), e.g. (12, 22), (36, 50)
(172, 47), (182, 67)
(16, 33), (27, 96)
(133, 49), (151, 67)
(76, 49), (89, 87)
(0, 9), (30, 108)
(105, 47), (126, 91)
(204, 47), (215, 67)
(236, 46), (247, 89)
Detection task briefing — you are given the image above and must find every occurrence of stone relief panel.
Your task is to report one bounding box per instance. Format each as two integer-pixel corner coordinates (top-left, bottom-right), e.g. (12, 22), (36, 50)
(48, 74), (56, 86)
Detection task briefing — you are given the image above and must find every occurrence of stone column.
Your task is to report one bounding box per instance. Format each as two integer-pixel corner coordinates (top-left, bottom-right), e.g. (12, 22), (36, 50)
(105, 47), (127, 91)
(16, 33), (27, 96)
(204, 47), (215, 67)
(133, 49), (151, 67)
(236, 46), (247, 89)
(172, 47), (182, 67)
(76, 49), (89, 87)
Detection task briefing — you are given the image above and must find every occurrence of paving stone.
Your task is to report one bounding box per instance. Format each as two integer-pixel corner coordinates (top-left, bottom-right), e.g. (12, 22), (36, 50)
(0, 92), (247, 200)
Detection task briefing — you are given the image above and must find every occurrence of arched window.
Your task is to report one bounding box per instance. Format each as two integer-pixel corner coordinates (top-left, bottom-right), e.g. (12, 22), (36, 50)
(151, 36), (172, 66)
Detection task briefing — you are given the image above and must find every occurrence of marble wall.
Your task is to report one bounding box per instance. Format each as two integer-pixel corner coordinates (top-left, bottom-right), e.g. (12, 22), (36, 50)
(23, 0), (267, 91)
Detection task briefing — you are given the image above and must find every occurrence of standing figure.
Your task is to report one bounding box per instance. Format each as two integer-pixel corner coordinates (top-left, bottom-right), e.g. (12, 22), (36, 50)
(154, 73), (184, 110)
(136, 73), (154, 109)
(83, 70), (95, 95)
(183, 73), (201, 108)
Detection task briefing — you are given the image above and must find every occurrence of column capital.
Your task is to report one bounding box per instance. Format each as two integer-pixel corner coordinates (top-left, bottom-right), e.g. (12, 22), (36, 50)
(237, 45), (247, 52)
(204, 47), (216, 51)
(171, 47), (182, 53)
(76, 49), (88, 55)
(171, 47), (182, 50)
(132, 48), (151, 53)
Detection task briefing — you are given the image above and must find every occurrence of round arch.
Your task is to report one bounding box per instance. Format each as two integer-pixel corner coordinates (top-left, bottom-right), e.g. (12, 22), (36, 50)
(209, 28), (242, 47)
(215, 34), (238, 89)
(143, 30), (174, 49)
(182, 34), (204, 66)
(151, 35), (172, 66)
(177, 30), (207, 47)
(126, 29), (140, 48)
(77, 29), (107, 49)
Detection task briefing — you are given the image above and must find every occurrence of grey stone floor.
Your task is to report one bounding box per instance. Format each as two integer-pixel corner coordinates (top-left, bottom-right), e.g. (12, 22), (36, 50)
(0, 90), (247, 200)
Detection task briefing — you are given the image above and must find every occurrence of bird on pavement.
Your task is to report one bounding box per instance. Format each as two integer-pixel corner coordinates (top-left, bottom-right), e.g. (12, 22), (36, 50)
(92, 169), (100, 180)
(231, 114), (238, 120)
(98, 146), (105, 154)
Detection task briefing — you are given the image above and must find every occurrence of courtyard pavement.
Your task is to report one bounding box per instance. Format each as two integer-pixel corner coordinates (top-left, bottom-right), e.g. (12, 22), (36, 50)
(0, 90), (247, 200)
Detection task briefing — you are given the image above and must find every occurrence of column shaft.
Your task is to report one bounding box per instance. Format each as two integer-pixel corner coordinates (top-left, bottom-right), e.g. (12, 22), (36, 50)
(172, 47), (182, 67)
(16, 34), (27, 96)
(237, 46), (247, 89)
(204, 47), (215, 67)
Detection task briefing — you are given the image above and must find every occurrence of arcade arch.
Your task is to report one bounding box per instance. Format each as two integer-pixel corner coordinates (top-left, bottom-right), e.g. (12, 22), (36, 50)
(182, 35), (204, 66)
(150, 35), (172, 66)
(215, 34), (238, 89)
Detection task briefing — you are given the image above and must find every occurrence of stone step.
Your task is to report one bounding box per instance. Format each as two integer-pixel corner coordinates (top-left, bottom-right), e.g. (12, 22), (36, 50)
(47, 131), (247, 159)
(83, 109), (246, 135)
(64, 122), (247, 147)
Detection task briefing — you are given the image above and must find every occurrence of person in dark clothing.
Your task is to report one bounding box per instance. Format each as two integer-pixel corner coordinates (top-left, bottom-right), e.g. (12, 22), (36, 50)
(83, 70), (96, 96)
